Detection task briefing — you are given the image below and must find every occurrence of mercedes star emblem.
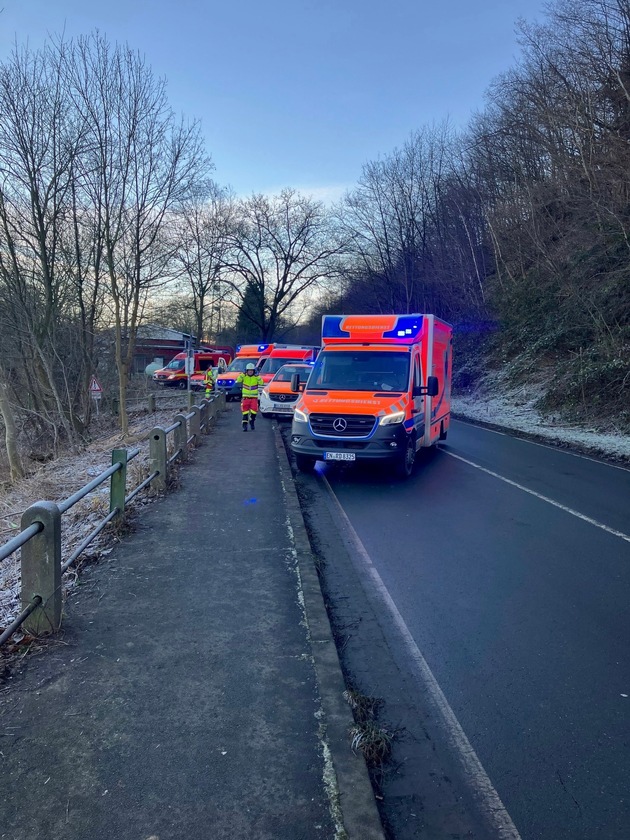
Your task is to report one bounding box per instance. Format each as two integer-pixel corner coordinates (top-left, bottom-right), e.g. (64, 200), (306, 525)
(333, 417), (347, 431)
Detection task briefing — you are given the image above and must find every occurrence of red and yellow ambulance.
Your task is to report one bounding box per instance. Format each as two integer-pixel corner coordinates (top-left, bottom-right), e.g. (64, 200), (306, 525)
(153, 347), (233, 389)
(215, 343), (274, 400)
(289, 314), (452, 478)
(257, 345), (319, 384)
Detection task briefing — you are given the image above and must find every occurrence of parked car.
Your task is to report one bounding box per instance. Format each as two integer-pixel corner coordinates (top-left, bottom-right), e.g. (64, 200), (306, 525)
(259, 363), (312, 418)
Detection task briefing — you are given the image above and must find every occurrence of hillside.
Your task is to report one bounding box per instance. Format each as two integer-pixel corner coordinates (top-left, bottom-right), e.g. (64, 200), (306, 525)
(452, 369), (630, 464)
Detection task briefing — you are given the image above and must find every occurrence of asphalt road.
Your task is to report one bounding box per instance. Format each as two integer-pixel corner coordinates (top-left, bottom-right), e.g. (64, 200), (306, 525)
(300, 419), (630, 840)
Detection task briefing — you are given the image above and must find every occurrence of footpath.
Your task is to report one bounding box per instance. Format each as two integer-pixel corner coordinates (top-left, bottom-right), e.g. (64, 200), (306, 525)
(0, 404), (383, 840)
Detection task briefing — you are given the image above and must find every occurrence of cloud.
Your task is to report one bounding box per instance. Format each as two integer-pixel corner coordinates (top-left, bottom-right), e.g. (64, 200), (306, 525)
(239, 183), (351, 206)
(293, 184), (351, 205)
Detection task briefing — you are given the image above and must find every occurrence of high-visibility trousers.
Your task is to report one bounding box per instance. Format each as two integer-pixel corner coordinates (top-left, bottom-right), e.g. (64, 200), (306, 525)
(241, 397), (258, 419)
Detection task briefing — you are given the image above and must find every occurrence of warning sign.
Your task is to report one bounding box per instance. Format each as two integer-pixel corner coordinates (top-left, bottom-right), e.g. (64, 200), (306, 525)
(89, 376), (103, 398)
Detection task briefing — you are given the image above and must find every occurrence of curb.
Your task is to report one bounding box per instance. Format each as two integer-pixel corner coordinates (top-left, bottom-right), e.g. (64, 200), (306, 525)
(273, 425), (385, 840)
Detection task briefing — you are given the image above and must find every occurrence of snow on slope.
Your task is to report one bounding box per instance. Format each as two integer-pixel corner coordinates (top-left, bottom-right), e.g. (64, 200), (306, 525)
(452, 388), (630, 463)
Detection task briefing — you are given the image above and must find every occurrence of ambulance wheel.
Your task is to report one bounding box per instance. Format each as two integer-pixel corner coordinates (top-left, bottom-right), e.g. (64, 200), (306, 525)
(177, 381), (187, 390)
(295, 454), (316, 473)
(395, 435), (416, 479)
(439, 422), (448, 441)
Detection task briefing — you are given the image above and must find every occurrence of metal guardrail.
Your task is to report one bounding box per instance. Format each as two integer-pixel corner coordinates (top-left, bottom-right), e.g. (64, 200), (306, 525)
(0, 391), (226, 646)
(115, 387), (212, 415)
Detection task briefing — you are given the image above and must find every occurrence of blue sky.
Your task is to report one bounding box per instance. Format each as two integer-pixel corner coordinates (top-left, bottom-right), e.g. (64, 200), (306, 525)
(0, 0), (544, 201)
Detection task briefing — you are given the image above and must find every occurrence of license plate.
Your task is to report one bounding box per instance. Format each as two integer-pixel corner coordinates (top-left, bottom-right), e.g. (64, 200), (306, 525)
(273, 405), (293, 412)
(324, 452), (355, 461)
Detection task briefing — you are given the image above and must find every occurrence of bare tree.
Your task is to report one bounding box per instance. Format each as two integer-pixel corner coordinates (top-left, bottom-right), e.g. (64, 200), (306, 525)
(170, 185), (235, 344)
(461, 0), (630, 416)
(0, 39), (86, 450)
(66, 33), (212, 434)
(223, 189), (344, 340)
(338, 125), (489, 319)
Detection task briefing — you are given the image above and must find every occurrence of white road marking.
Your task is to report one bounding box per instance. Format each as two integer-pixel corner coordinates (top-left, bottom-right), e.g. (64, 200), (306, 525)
(320, 473), (523, 840)
(453, 418), (630, 472)
(444, 451), (630, 544)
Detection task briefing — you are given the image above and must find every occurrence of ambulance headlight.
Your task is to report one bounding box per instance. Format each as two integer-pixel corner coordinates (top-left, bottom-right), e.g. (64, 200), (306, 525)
(294, 408), (308, 423)
(380, 411), (405, 426)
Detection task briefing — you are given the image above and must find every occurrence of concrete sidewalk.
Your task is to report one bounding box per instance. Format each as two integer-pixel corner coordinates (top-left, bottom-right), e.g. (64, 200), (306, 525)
(0, 405), (383, 840)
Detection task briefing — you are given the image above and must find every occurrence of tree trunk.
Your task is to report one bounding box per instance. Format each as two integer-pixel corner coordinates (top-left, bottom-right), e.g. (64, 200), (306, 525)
(114, 323), (129, 437)
(0, 379), (24, 481)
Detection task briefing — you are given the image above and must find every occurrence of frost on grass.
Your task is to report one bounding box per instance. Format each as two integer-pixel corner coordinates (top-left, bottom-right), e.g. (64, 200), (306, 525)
(452, 374), (630, 463)
(0, 408), (177, 636)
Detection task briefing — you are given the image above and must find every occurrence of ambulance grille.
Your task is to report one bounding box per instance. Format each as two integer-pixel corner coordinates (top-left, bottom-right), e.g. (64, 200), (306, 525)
(309, 413), (376, 437)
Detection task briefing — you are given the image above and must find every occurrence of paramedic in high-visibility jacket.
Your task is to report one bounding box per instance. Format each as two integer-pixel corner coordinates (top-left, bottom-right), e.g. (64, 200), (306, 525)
(204, 367), (215, 399)
(236, 363), (264, 431)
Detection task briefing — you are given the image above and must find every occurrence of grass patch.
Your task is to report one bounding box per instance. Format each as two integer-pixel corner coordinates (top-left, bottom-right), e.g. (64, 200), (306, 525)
(344, 688), (393, 767)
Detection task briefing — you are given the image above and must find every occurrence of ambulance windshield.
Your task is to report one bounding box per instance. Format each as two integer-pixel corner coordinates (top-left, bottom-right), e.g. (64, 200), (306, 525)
(164, 358), (185, 370)
(226, 358), (252, 372)
(259, 357), (303, 375)
(307, 351), (410, 392)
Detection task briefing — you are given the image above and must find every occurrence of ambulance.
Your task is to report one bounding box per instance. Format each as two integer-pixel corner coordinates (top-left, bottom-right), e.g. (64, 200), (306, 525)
(289, 314), (452, 478)
(215, 343), (274, 401)
(152, 347), (233, 388)
(257, 344), (320, 384)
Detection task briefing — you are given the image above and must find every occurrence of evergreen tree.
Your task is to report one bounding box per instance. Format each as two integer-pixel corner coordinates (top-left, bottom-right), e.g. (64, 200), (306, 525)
(234, 282), (265, 342)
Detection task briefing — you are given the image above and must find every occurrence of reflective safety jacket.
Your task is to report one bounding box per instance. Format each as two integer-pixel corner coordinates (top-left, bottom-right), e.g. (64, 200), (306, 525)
(204, 369), (215, 387)
(236, 373), (264, 398)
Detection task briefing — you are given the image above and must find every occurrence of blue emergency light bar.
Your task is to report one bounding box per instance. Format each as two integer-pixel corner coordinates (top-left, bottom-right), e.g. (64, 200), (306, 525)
(382, 316), (423, 339)
(235, 343), (270, 353)
(322, 314), (427, 343)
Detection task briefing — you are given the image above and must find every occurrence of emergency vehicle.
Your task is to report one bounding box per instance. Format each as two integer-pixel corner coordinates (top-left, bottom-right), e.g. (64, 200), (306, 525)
(289, 314), (452, 478)
(215, 343), (274, 401)
(153, 348), (233, 388)
(257, 345), (320, 384)
(260, 363), (312, 418)
(190, 357), (228, 391)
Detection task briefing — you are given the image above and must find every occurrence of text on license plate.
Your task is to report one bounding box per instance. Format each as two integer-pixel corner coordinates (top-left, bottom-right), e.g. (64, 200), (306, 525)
(273, 404), (293, 412)
(324, 452), (355, 461)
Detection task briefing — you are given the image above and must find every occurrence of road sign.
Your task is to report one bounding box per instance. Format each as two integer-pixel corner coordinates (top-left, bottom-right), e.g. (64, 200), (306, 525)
(89, 376), (103, 398)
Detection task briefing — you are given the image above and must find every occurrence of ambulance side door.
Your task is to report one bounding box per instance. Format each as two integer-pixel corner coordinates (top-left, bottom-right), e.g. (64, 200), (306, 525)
(412, 351), (424, 443)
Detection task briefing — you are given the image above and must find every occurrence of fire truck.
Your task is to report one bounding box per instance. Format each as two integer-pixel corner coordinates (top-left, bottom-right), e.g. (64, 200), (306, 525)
(152, 348), (233, 388)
